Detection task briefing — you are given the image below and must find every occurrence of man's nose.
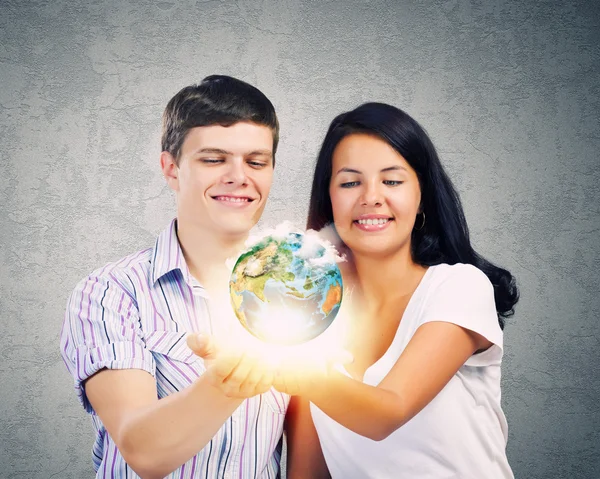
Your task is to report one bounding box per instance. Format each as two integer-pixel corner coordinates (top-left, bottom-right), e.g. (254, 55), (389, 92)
(222, 159), (248, 185)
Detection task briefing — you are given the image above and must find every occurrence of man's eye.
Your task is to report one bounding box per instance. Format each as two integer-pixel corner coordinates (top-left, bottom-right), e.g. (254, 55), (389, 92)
(340, 181), (360, 188)
(383, 180), (403, 186)
(201, 158), (224, 164)
(248, 161), (267, 168)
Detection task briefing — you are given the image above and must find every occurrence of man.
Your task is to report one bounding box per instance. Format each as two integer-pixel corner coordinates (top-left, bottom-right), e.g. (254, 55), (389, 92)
(60, 75), (288, 478)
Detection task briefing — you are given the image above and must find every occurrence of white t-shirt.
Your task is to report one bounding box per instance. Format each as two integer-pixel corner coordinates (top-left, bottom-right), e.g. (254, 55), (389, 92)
(311, 263), (513, 479)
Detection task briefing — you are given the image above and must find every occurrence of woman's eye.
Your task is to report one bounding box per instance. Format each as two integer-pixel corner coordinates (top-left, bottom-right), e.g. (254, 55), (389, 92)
(340, 181), (360, 188)
(383, 180), (403, 186)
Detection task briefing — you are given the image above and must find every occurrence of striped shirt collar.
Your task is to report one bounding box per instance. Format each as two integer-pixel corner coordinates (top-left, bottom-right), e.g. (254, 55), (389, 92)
(150, 218), (193, 287)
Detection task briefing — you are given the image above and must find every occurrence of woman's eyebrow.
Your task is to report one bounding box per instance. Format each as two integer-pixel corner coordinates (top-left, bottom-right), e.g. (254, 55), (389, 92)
(335, 165), (408, 175)
(335, 167), (362, 175)
(381, 165), (408, 172)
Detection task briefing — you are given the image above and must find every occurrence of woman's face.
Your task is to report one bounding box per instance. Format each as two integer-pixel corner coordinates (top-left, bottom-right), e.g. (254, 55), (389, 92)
(329, 133), (422, 259)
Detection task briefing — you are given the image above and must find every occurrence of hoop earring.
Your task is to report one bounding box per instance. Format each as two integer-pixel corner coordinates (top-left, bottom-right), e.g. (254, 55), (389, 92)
(415, 212), (426, 230)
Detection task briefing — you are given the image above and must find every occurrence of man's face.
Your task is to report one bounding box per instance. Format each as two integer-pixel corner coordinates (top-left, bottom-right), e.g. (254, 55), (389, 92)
(162, 122), (274, 240)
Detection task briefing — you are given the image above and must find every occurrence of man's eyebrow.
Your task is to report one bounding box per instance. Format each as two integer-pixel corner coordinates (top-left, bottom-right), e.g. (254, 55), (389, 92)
(196, 148), (232, 155)
(194, 148), (272, 156)
(246, 150), (272, 156)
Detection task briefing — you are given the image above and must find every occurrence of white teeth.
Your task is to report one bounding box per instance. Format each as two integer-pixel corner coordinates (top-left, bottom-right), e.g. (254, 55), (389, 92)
(218, 196), (249, 203)
(357, 218), (389, 225)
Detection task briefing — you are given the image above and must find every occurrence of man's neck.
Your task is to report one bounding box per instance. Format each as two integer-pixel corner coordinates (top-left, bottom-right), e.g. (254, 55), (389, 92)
(176, 220), (247, 291)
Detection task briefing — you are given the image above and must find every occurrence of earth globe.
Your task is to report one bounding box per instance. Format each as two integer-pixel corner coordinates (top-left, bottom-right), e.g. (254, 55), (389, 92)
(229, 229), (343, 345)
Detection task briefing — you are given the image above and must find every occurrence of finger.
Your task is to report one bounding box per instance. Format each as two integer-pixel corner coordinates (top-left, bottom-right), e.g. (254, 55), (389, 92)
(223, 353), (256, 394)
(272, 375), (287, 394)
(239, 368), (265, 397)
(241, 361), (274, 397)
(238, 364), (262, 397)
(209, 353), (242, 385)
(187, 334), (218, 360)
(272, 368), (287, 394)
(255, 367), (274, 395)
(288, 372), (302, 396)
(277, 369), (301, 396)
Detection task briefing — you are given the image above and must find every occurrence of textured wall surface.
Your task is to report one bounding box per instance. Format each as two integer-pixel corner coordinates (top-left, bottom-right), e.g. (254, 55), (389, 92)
(1, 0), (599, 477)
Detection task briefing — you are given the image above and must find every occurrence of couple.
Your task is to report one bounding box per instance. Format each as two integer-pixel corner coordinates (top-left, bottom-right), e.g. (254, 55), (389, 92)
(60, 75), (519, 478)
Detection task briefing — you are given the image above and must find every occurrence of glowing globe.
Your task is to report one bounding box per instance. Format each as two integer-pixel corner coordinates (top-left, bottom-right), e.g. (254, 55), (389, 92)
(229, 230), (343, 345)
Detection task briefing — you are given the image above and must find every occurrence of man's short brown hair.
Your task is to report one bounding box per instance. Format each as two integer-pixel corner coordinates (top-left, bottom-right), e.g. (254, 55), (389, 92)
(162, 75), (279, 165)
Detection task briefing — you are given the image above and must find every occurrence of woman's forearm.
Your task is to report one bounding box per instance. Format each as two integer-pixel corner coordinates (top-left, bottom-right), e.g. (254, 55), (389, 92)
(306, 372), (405, 441)
(285, 396), (331, 478)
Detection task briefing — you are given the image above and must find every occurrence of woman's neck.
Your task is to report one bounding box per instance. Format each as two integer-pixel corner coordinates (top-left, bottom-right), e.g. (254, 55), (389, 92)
(352, 249), (427, 308)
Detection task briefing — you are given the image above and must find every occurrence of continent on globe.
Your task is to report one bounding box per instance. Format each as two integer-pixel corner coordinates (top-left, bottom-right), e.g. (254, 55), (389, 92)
(322, 282), (342, 316)
(229, 229), (343, 344)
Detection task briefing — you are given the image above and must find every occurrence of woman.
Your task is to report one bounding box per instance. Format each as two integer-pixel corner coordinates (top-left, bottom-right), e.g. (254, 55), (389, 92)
(283, 102), (519, 478)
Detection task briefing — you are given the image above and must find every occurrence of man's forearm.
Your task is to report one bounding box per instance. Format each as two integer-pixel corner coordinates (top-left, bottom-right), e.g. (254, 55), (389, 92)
(118, 374), (243, 479)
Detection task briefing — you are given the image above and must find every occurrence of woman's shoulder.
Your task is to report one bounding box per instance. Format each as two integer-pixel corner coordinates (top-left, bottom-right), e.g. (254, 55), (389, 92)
(427, 263), (493, 294)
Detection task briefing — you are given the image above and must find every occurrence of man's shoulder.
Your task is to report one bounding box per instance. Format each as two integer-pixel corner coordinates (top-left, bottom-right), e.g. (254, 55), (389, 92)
(95, 247), (153, 274)
(79, 247), (154, 291)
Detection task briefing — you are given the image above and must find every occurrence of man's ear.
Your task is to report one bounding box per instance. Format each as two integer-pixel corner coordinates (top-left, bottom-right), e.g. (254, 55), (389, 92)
(160, 151), (179, 191)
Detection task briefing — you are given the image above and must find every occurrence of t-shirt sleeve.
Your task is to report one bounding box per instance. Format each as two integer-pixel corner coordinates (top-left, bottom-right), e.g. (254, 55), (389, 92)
(420, 264), (504, 367)
(59, 271), (155, 414)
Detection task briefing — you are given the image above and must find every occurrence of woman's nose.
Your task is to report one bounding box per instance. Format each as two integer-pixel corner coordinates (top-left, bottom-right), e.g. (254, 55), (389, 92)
(360, 182), (383, 207)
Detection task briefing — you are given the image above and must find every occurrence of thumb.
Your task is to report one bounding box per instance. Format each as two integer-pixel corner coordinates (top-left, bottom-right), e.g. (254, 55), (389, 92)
(187, 333), (218, 360)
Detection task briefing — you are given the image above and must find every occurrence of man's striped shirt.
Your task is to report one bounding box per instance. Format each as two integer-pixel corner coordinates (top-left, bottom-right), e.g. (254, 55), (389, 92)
(60, 219), (289, 478)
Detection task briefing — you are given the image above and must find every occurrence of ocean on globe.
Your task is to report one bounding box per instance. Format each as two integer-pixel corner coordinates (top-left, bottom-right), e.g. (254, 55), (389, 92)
(229, 230), (343, 345)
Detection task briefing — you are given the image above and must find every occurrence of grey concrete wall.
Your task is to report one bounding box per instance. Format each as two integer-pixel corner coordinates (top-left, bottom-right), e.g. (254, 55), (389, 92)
(1, 0), (598, 477)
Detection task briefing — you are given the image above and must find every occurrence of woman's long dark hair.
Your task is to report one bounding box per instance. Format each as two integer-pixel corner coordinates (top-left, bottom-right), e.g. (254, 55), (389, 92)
(307, 102), (518, 328)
